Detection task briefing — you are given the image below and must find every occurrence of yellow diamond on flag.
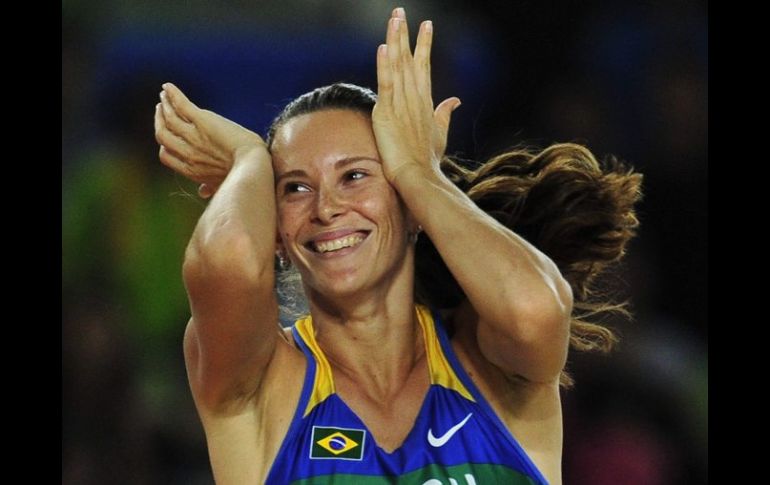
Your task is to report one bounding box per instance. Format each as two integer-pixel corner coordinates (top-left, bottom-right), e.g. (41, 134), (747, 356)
(316, 431), (359, 455)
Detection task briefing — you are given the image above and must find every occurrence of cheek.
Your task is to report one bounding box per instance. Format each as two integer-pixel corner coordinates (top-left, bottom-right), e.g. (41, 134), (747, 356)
(357, 190), (407, 231)
(276, 202), (303, 237)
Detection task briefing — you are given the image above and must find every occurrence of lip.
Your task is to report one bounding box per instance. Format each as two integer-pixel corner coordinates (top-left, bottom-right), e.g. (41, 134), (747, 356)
(308, 228), (368, 244)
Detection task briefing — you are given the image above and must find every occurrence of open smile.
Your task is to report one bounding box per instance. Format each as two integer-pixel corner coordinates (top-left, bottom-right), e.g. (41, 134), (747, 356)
(304, 230), (371, 256)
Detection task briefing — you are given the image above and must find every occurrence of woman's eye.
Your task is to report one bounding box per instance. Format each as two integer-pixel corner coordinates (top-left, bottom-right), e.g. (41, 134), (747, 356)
(285, 183), (310, 193)
(345, 170), (366, 182)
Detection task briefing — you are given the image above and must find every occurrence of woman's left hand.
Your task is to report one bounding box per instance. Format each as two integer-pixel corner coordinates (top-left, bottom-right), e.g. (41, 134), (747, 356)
(372, 8), (462, 183)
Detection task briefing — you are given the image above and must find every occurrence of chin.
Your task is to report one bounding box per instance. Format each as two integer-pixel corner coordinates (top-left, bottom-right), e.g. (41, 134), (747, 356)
(309, 273), (369, 300)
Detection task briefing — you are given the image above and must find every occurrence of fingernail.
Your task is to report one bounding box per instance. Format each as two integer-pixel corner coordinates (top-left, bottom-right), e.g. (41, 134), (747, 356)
(395, 7), (405, 19)
(425, 21), (433, 33)
(453, 100), (462, 111)
(378, 44), (387, 56)
(392, 18), (400, 32)
(162, 83), (168, 89)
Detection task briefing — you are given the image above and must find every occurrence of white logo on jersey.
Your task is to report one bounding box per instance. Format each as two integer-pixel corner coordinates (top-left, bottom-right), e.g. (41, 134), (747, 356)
(422, 474), (477, 485)
(427, 413), (473, 447)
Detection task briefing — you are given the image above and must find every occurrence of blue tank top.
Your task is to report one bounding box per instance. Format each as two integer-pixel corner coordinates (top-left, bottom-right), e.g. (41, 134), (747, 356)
(265, 305), (548, 484)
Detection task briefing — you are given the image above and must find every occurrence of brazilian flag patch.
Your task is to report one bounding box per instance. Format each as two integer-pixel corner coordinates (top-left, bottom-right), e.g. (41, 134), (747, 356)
(310, 426), (366, 460)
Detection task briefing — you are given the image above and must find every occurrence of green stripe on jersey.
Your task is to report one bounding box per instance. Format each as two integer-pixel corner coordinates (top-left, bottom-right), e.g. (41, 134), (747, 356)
(289, 462), (540, 484)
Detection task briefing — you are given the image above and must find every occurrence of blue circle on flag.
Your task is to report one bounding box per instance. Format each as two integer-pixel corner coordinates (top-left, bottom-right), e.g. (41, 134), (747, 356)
(329, 437), (347, 450)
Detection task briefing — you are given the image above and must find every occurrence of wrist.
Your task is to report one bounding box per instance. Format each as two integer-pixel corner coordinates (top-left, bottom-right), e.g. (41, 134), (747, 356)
(389, 160), (444, 190)
(233, 143), (270, 165)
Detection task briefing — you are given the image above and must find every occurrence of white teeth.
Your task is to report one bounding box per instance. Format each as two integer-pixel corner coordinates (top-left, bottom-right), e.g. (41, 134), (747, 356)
(314, 234), (365, 253)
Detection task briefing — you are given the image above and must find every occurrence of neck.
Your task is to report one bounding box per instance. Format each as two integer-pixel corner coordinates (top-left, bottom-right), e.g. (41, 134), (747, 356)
(305, 268), (423, 398)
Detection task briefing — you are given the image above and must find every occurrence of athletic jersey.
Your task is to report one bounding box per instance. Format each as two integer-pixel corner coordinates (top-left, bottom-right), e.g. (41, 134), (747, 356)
(265, 305), (548, 484)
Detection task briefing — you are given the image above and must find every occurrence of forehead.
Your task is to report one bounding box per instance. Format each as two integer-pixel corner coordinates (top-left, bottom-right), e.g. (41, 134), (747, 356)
(271, 110), (379, 172)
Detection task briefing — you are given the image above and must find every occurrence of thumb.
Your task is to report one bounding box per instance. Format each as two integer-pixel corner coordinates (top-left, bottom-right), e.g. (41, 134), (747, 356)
(434, 97), (462, 134)
(433, 97), (462, 156)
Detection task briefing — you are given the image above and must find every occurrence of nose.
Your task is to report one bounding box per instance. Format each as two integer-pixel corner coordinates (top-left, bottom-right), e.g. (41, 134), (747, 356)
(313, 186), (346, 224)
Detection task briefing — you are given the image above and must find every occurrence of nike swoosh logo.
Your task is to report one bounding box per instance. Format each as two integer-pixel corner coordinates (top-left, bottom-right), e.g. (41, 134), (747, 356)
(427, 412), (473, 447)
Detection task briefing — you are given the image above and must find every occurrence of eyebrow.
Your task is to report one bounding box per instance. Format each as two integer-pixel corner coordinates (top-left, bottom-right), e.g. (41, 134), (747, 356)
(275, 156), (380, 184)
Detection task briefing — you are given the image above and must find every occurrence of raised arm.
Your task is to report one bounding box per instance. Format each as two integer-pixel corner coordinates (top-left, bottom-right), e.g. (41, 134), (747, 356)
(372, 10), (572, 383)
(154, 83), (280, 413)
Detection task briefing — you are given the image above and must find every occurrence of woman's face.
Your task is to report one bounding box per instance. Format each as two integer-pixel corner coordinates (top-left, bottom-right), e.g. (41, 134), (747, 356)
(270, 109), (415, 298)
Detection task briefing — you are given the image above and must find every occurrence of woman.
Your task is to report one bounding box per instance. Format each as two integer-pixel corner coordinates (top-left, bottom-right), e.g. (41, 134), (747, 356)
(154, 8), (641, 484)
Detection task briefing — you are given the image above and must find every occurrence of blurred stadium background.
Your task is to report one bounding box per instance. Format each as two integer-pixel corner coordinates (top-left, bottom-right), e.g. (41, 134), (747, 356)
(62, 1), (707, 483)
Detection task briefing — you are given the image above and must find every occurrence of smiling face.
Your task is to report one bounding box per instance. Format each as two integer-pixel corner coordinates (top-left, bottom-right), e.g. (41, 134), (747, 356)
(271, 109), (416, 300)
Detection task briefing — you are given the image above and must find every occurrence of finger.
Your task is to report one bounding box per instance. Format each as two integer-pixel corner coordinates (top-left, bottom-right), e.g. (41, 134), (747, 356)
(155, 102), (182, 151)
(154, 103), (164, 143)
(396, 8), (412, 63)
(155, 97), (199, 161)
(161, 145), (218, 186)
(376, 44), (392, 108)
(159, 145), (196, 180)
(162, 82), (199, 124)
(386, 17), (404, 110)
(396, 10), (422, 115)
(433, 97), (462, 154)
(157, 106), (225, 172)
(155, 112), (195, 161)
(413, 21), (433, 98)
(160, 91), (195, 139)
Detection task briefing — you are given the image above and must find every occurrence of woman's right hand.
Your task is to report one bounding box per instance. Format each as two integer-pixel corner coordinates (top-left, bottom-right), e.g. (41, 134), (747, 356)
(154, 83), (266, 198)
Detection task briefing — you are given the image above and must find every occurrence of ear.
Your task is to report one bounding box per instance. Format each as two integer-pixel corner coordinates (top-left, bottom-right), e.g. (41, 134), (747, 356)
(404, 210), (423, 240)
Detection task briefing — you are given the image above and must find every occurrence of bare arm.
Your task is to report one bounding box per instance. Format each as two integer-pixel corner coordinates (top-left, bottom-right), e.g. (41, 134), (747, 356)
(394, 165), (571, 382)
(154, 84), (279, 413)
(373, 11), (572, 383)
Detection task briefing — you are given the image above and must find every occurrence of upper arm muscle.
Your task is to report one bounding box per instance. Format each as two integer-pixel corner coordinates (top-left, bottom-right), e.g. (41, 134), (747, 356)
(183, 256), (280, 413)
(455, 300), (570, 384)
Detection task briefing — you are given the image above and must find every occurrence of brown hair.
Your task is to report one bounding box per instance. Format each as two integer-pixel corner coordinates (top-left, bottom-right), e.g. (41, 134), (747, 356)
(416, 143), (643, 386)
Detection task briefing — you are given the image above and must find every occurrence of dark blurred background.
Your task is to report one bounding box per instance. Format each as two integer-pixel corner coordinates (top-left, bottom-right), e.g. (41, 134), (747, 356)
(62, 1), (707, 483)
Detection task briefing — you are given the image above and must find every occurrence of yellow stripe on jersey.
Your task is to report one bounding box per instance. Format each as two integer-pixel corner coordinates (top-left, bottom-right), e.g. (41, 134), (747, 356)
(415, 305), (475, 402)
(295, 315), (336, 417)
(295, 305), (473, 417)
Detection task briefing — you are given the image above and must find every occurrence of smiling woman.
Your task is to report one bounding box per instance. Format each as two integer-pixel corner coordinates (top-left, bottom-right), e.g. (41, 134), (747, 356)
(153, 7), (641, 485)
(270, 108), (414, 300)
